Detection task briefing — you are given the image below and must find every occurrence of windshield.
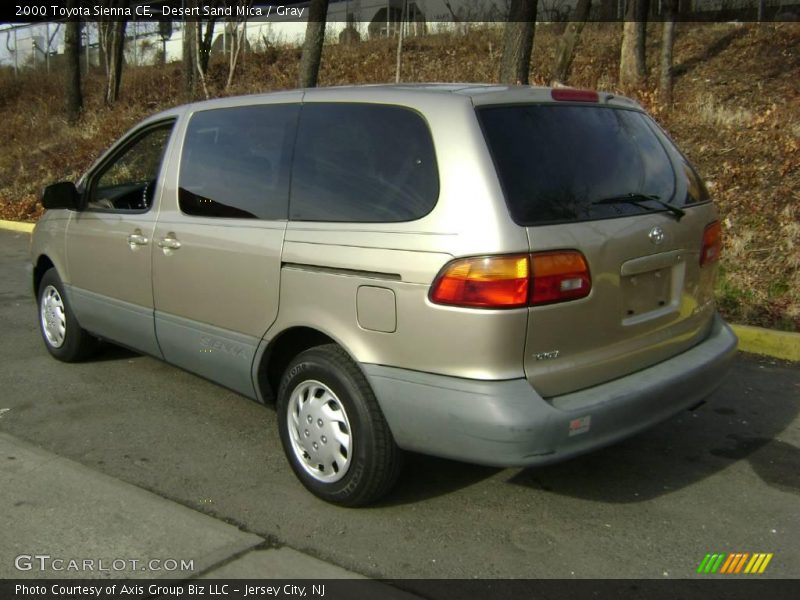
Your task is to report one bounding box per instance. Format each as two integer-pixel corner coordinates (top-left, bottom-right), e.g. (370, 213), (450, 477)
(477, 105), (678, 225)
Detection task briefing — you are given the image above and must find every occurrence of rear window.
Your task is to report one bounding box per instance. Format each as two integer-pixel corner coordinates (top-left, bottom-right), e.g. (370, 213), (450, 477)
(289, 103), (439, 223)
(477, 105), (678, 225)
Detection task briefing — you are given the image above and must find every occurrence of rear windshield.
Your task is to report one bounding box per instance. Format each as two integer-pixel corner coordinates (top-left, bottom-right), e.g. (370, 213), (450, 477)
(477, 105), (679, 225)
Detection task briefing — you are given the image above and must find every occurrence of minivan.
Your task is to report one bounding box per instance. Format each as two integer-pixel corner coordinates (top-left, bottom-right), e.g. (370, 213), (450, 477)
(32, 84), (738, 505)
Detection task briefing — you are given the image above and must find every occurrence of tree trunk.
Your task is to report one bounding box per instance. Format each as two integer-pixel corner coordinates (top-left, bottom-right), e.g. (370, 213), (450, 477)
(499, 0), (537, 85)
(619, 0), (647, 88)
(99, 1), (129, 105)
(182, 16), (196, 100)
(64, 14), (82, 124)
(635, 0), (649, 79)
(108, 18), (127, 104)
(659, 0), (676, 107)
(550, 0), (591, 85)
(298, 0), (329, 88)
(198, 18), (216, 75)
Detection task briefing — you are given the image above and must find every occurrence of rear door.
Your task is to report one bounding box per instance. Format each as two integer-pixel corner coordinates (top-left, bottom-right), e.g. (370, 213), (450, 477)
(478, 103), (720, 397)
(151, 100), (300, 397)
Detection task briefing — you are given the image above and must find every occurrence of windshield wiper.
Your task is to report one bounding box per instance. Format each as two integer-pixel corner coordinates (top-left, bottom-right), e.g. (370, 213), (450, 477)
(592, 193), (685, 221)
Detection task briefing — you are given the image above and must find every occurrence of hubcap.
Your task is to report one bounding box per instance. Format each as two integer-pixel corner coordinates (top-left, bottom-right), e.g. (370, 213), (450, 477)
(286, 380), (352, 483)
(40, 285), (66, 348)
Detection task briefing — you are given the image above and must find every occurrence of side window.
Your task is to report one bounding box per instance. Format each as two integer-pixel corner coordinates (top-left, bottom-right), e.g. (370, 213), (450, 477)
(89, 123), (174, 211)
(290, 103), (439, 223)
(179, 104), (299, 220)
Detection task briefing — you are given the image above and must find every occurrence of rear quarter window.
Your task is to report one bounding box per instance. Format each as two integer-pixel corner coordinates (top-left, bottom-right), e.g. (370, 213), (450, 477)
(477, 105), (679, 225)
(289, 103), (439, 223)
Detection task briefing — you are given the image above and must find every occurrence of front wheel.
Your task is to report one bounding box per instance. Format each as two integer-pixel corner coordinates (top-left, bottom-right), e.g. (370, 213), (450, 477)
(37, 268), (97, 362)
(277, 344), (402, 506)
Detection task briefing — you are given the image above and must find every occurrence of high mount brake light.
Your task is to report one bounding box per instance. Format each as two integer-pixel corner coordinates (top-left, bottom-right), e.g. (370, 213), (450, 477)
(429, 251), (592, 309)
(700, 221), (722, 267)
(550, 88), (600, 103)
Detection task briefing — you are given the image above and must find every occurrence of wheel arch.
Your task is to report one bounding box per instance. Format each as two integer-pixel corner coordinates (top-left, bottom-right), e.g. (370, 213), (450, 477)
(255, 326), (344, 405)
(33, 254), (57, 298)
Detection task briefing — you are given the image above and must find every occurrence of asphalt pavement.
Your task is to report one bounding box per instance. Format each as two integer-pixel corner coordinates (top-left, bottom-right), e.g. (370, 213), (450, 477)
(1, 228), (799, 582)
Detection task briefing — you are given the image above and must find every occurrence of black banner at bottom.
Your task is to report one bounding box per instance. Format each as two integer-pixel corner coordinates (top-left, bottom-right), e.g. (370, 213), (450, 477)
(3, 579), (800, 600)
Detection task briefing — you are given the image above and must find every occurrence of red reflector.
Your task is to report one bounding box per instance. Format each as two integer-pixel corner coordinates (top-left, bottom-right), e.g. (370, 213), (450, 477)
(550, 88), (599, 103)
(700, 221), (722, 267)
(530, 251), (592, 305)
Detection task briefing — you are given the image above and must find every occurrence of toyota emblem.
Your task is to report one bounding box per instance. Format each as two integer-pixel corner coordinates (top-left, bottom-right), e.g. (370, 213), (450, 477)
(649, 226), (665, 245)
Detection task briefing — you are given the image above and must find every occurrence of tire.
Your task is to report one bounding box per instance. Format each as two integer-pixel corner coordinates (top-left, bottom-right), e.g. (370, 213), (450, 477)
(277, 344), (402, 506)
(37, 268), (97, 362)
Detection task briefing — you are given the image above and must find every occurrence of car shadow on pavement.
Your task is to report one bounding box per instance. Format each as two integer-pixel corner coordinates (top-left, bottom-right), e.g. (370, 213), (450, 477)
(373, 452), (501, 507)
(508, 354), (800, 502)
(89, 343), (140, 362)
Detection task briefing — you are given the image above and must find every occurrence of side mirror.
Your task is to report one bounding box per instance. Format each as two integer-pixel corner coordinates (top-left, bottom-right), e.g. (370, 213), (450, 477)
(42, 182), (80, 210)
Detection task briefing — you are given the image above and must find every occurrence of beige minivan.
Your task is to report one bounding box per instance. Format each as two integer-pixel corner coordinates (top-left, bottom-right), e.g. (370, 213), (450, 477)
(32, 84), (738, 505)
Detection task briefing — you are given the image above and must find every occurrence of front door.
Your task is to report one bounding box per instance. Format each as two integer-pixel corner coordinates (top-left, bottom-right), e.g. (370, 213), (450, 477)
(65, 121), (176, 356)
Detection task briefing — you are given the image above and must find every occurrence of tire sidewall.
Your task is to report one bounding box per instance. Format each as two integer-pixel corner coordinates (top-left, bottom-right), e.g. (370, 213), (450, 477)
(37, 269), (84, 362)
(277, 350), (378, 505)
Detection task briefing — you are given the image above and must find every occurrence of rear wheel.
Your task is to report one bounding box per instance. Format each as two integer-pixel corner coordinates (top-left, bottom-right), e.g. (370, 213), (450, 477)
(277, 344), (402, 506)
(37, 268), (97, 362)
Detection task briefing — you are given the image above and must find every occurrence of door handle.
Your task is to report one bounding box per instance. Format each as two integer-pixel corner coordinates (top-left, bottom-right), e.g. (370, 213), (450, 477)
(127, 231), (149, 248)
(157, 236), (181, 250)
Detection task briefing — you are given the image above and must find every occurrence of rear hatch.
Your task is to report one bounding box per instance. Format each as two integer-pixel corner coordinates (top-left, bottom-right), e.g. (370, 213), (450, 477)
(478, 99), (721, 398)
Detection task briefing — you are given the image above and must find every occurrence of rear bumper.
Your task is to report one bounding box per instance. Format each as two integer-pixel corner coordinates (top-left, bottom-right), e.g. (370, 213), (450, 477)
(363, 313), (738, 467)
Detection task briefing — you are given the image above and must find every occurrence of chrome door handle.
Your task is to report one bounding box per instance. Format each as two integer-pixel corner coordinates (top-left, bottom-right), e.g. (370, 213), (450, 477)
(127, 233), (149, 246)
(157, 237), (181, 250)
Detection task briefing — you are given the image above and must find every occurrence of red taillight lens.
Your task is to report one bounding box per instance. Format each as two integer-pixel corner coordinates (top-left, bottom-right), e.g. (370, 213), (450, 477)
(550, 88), (599, 103)
(429, 251), (592, 309)
(530, 251), (592, 305)
(429, 255), (530, 308)
(700, 221), (722, 267)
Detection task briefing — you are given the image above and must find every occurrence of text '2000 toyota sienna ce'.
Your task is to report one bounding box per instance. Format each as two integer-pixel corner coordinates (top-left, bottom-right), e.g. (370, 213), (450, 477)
(32, 84), (738, 505)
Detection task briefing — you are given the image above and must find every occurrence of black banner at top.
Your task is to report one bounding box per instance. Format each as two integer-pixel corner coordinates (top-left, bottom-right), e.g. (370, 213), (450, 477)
(2, 0), (799, 24)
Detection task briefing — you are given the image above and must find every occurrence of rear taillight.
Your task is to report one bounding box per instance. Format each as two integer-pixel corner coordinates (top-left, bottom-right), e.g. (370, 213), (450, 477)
(429, 251), (591, 309)
(700, 221), (722, 267)
(429, 255), (529, 308)
(530, 251), (592, 305)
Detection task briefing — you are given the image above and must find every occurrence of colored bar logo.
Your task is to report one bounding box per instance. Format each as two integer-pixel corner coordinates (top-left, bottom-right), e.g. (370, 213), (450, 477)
(697, 552), (773, 574)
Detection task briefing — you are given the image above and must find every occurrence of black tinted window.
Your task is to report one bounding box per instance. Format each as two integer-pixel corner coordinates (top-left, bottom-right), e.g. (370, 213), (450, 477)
(179, 104), (299, 219)
(290, 103), (438, 222)
(478, 105), (677, 225)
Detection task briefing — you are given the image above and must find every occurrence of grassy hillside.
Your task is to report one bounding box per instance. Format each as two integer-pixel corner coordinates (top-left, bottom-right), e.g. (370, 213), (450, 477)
(0, 22), (797, 330)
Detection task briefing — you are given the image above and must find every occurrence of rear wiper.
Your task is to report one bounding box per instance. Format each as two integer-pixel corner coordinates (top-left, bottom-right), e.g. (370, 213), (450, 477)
(592, 193), (685, 221)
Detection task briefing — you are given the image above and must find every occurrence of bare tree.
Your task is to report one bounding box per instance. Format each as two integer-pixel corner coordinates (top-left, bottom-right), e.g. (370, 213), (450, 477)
(396, 0), (407, 83)
(158, 20), (172, 64)
(659, 0), (677, 106)
(550, 0), (592, 85)
(198, 14), (218, 76)
(298, 0), (330, 88)
(182, 14), (196, 99)
(619, 0), (648, 88)
(225, 1), (252, 90)
(97, 0), (130, 105)
(64, 13), (82, 124)
(499, 0), (538, 85)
